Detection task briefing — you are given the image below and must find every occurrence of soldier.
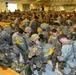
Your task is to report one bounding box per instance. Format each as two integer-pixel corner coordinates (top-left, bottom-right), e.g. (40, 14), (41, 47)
(0, 25), (13, 67)
(3, 24), (13, 35)
(62, 23), (69, 37)
(28, 34), (45, 75)
(53, 21), (61, 33)
(29, 16), (40, 34)
(67, 23), (74, 39)
(14, 17), (20, 28)
(38, 14), (44, 23)
(23, 27), (33, 47)
(21, 16), (30, 28)
(57, 14), (62, 25)
(73, 38), (76, 61)
(66, 17), (73, 27)
(48, 29), (62, 71)
(0, 25), (10, 51)
(28, 34), (62, 75)
(44, 13), (50, 23)
(39, 23), (50, 43)
(12, 28), (28, 70)
(28, 34), (44, 59)
(57, 35), (76, 75)
(3, 24), (13, 45)
(70, 24), (76, 40)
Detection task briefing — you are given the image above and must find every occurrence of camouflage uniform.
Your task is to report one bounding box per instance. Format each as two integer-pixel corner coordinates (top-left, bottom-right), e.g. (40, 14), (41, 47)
(67, 26), (74, 39)
(73, 40), (76, 62)
(29, 17), (40, 34)
(34, 60), (62, 75)
(12, 31), (28, 65)
(69, 24), (76, 40)
(28, 34), (43, 61)
(21, 19), (30, 28)
(28, 34), (58, 75)
(39, 23), (50, 43)
(0, 28), (12, 67)
(14, 17), (20, 28)
(45, 13), (50, 23)
(0, 30), (10, 51)
(3, 25), (13, 45)
(62, 25), (68, 36)
(23, 27), (33, 47)
(57, 40), (76, 75)
(27, 34), (43, 75)
(48, 34), (62, 71)
(53, 21), (61, 34)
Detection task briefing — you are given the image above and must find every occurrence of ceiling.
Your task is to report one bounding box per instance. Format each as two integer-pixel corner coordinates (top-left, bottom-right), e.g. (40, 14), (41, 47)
(22, 0), (75, 5)
(0, 0), (75, 5)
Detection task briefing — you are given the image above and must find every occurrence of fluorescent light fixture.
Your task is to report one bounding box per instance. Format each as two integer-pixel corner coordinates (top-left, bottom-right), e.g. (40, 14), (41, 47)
(30, 4), (33, 6)
(60, 6), (64, 11)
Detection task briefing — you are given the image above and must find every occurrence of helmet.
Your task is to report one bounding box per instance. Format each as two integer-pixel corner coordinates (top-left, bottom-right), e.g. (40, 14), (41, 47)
(25, 27), (32, 33)
(41, 23), (49, 30)
(31, 34), (39, 41)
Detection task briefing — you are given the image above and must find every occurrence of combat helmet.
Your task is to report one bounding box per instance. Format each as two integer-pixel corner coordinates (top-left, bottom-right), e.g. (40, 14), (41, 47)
(41, 23), (49, 30)
(25, 27), (32, 33)
(31, 34), (40, 41)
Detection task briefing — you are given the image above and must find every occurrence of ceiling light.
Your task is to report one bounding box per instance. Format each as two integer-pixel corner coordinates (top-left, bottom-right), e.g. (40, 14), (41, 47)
(30, 4), (33, 6)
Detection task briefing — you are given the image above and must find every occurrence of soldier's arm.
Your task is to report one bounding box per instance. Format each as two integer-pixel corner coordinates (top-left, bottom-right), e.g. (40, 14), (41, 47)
(55, 42), (62, 56)
(48, 36), (52, 43)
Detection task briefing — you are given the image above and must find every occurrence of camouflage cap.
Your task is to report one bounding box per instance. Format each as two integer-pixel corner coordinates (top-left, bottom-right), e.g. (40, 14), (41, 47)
(31, 34), (40, 41)
(41, 23), (49, 30)
(25, 27), (32, 33)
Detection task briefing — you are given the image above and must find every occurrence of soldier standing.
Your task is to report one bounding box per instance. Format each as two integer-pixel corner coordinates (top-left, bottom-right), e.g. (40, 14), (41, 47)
(0, 25), (10, 51)
(48, 29), (62, 71)
(12, 28), (28, 71)
(23, 27), (33, 47)
(29, 16), (40, 34)
(21, 16), (30, 28)
(28, 34), (45, 75)
(57, 35), (76, 75)
(39, 23), (50, 43)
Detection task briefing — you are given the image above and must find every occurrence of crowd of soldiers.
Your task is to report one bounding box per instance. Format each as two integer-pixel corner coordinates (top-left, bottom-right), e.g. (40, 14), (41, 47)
(0, 10), (76, 75)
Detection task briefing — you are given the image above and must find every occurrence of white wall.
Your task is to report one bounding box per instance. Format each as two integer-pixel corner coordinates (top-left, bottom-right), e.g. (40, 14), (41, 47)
(0, 1), (76, 12)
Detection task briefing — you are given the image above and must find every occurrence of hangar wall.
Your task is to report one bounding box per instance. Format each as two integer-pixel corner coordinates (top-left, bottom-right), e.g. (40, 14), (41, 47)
(0, 1), (76, 12)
